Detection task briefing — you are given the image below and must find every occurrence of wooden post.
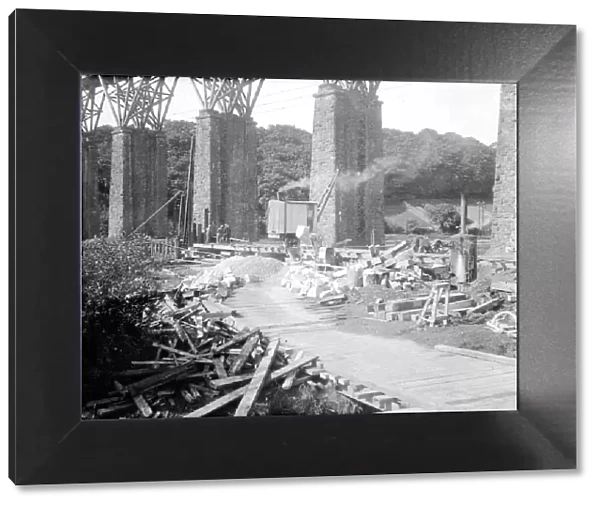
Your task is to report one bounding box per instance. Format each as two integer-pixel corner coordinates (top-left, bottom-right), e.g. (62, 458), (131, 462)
(183, 134), (195, 247)
(460, 193), (468, 234)
(177, 193), (184, 240)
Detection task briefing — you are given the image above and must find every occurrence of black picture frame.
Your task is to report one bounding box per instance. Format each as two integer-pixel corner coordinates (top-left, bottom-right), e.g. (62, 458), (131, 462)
(9, 9), (577, 485)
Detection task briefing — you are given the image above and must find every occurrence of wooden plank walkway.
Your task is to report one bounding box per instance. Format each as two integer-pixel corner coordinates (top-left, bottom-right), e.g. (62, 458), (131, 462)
(224, 281), (516, 412)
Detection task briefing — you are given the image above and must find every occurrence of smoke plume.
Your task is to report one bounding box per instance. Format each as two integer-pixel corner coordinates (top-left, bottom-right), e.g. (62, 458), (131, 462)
(278, 177), (311, 192)
(277, 156), (418, 195)
(336, 156), (418, 191)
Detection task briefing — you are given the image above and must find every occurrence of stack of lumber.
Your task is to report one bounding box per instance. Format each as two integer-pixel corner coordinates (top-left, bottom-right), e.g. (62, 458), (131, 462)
(83, 293), (319, 419)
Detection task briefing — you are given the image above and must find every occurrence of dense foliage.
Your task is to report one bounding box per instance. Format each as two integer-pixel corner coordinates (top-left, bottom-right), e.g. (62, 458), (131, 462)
(255, 124), (312, 233)
(82, 236), (164, 396)
(382, 129), (496, 201)
(425, 203), (471, 234)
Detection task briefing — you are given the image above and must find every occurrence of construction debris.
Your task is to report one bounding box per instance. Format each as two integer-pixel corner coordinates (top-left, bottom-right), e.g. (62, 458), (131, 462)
(486, 311), (517, 338)
(277, 236), (517, 335)
(82, 280), (325, 419)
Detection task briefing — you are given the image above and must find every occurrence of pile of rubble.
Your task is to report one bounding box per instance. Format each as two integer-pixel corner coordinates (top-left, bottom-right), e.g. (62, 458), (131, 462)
(280, 239), (447, 305)
(83, 288), (322, 419)
(280, 237), (518, 336)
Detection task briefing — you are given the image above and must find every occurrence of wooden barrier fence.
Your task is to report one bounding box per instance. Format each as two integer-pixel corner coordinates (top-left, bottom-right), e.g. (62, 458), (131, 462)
(147, 238), (180, 261)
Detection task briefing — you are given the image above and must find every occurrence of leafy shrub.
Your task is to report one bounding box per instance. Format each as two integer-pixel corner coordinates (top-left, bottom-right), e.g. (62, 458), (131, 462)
(425, 203), (471, 234)
(82, 235), (165, 397)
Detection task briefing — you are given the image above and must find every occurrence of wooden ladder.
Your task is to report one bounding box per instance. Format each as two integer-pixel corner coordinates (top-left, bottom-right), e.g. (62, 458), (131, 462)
(418, 282), (451, 327)
(316, 169), (340, 222)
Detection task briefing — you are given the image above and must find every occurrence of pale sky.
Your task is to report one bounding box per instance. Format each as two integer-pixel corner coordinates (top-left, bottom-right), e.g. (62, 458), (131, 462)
(97, 78), (501, 146)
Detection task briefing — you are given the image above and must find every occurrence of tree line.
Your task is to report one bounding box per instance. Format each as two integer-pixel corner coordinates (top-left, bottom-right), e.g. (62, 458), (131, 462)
(91, 121), (496, 236)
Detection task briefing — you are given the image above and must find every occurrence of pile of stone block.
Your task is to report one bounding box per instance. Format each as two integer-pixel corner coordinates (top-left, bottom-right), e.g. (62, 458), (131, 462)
(367, 291), (475, 322)
(280, 264), (349, 301)
(279, 238), (455, 305)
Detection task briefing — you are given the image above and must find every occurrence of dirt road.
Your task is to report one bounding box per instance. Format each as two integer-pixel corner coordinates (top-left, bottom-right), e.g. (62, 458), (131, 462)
(223, 276), (517, 412)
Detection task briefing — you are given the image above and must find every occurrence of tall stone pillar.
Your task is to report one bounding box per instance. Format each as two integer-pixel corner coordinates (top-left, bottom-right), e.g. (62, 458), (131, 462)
(492, 84), (517, 253)
(310, 84), (346, 247)
(222, 114), (256, 240)
(364, 99), (385, 246)
(82, 133), (100, 239)
(221, 114), (242, 236)
(132, 129), (150, 232)
(193, 110), (223, 233)
(337, 90), (362, 246)
(108, 127), (133, 237)
(244, 119), (258, 242)
(154, 131), (168, 237)
(310, 83), (384, 247)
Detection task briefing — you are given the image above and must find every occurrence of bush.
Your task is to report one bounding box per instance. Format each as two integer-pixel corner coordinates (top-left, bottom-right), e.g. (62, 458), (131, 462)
(82, 235), (165, 398)
(425, 203), (471, 234)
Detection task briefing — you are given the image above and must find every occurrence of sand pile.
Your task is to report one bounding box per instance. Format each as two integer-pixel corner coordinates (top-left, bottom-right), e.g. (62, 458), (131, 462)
(212, 255), (285, 281)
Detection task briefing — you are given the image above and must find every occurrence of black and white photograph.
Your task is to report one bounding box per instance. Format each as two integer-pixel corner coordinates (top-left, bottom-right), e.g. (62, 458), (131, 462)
(9, 3), (580, 489)
(81, 76), (517, 419)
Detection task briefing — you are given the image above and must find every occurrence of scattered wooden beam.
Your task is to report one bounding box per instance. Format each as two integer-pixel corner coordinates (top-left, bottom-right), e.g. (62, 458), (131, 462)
(490, 281), (517, 293)
(282, 350), (304, 390)
(213, 327), (259, 353)
(133, 394), (153, 418)
(319, 294), (347, 306)
(125, 363), (196, 396)
(229, 332), (261, 375)
(85, 396), (123, 409)
(170, 301), (202, 318)
(210, 373), (254, 389)
(184, 355), (319, 418)
(172, 320), (198, 354)
(269, 355), (319, 382)
(213, 357), (228, 379)
(466, 297), (502, 315)
(152, 342), (197, 359)
(97, 401), (135, 418)
(184, 385), (248, 418)
(235, 340), (280, 416)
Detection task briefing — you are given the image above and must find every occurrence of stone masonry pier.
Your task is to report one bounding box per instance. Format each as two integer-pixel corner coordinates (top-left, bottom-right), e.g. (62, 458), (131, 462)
(310, 83), (384, 247)
(491, 84), (517, 253)
(108, 128), (168, 237)
(192, 110), (258, 242)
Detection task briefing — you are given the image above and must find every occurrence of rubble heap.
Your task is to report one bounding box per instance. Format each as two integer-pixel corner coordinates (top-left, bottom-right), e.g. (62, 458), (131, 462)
(280, 240), (445, 305)
(280, 237), (518, 334)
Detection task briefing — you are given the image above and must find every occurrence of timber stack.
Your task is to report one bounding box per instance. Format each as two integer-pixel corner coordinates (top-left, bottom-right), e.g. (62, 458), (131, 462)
(82, 288), (321, 419)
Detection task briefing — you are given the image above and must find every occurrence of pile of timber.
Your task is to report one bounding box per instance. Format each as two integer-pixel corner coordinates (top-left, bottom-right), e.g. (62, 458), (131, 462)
(83, 292), (320, 420)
